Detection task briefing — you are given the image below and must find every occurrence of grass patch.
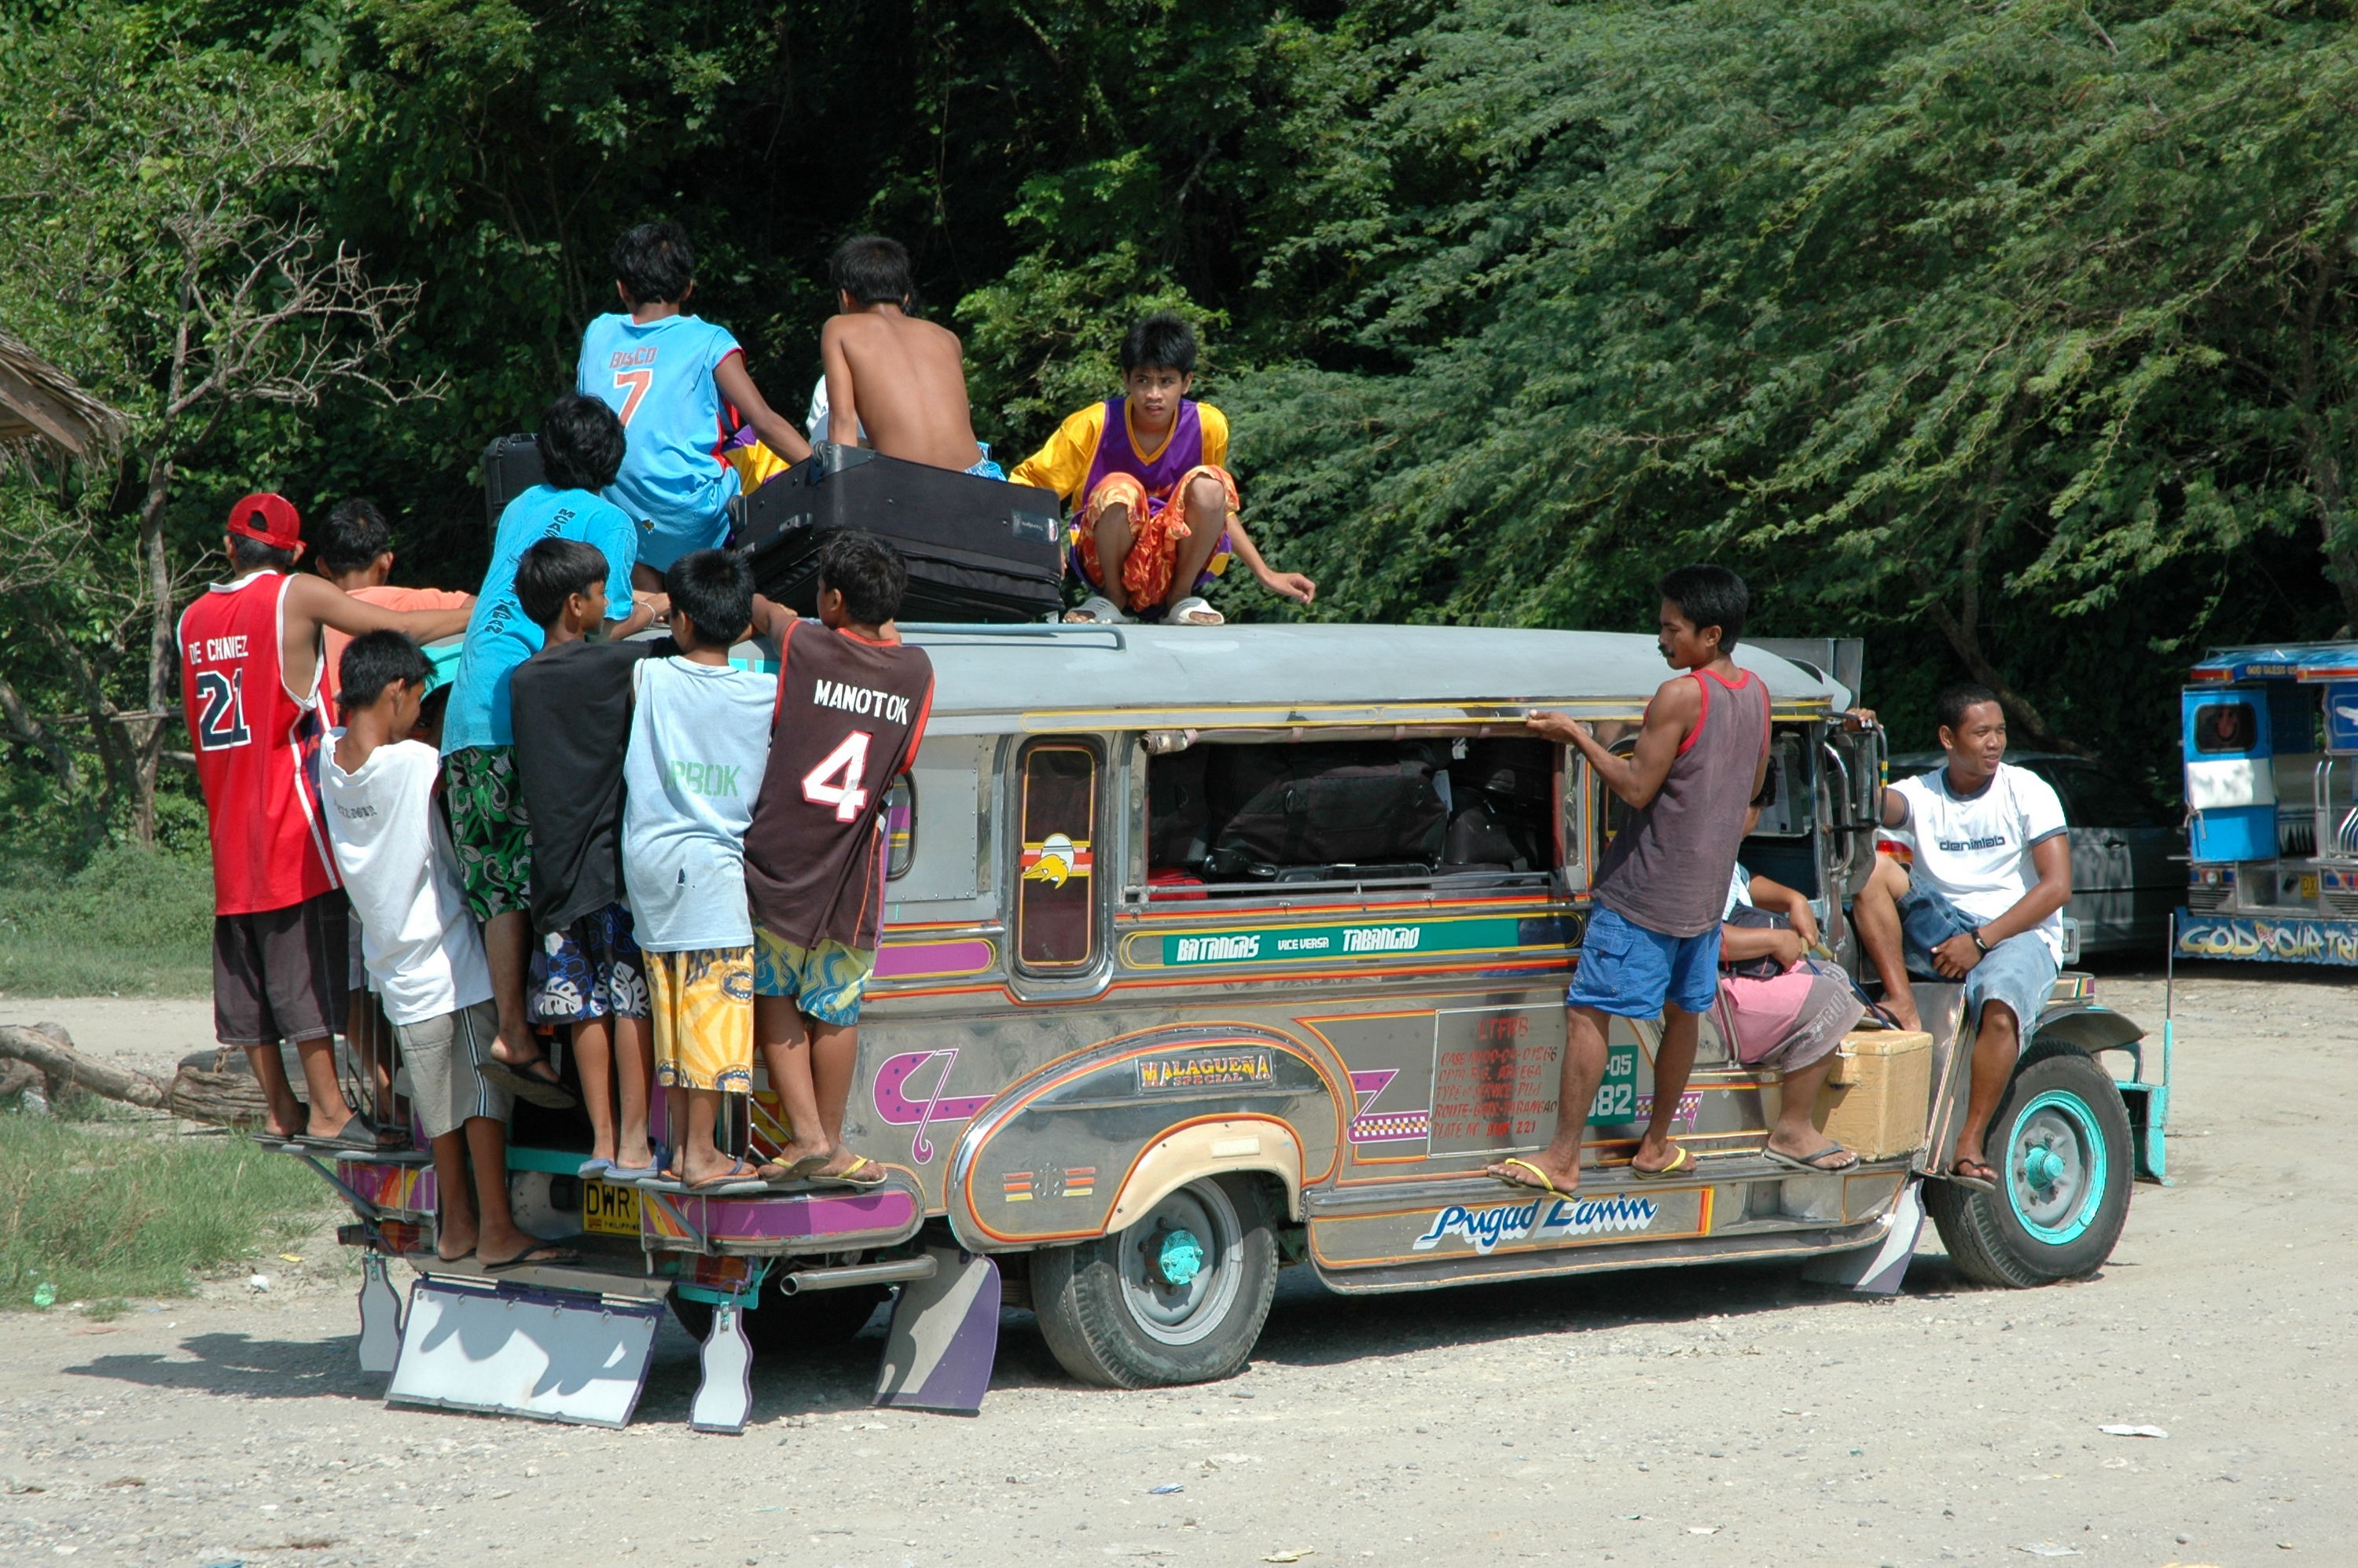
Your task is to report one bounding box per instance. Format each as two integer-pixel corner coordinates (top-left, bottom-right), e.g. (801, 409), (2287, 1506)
(0, 843), (215, 997)
(0, 1109), (335, 1309)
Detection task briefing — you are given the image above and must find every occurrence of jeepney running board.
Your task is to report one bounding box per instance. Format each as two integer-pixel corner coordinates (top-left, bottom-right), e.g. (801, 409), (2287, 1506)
(1310, 1211), (1900, 1294)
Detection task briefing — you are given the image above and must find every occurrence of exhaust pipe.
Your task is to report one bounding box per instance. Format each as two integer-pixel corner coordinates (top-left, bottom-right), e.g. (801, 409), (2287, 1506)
(779, 1255), (939, 1294)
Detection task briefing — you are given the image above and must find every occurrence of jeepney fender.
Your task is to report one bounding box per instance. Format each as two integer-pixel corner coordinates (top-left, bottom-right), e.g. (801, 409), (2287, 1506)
(1104, 1116), (1305, 1231)
(942, 1024), (1345, 1254)
(2030, 1003), (2146, 1059)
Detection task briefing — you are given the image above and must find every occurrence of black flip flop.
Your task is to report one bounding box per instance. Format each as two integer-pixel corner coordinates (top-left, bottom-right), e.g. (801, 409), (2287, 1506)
(1944, 1158), (2000, 1195)
(478, 1056), (578, 1111)
(685, 1156), (769, 1196)
(295, 1114), (384, 1154)
(481, 1243), (580, 1272)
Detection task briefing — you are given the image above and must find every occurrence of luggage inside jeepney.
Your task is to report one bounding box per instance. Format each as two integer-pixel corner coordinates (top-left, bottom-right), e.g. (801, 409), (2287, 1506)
(1201, 742), (1448, 878)
(1148, 745), (1211, 868)
(730, 442), (1064, 623)
(481, 432), (546, 531)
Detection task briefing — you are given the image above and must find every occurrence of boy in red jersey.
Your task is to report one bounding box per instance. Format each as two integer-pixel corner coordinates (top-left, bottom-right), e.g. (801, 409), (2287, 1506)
(742, 533), (935, 1188)
(179, 493), (473, 1148)
(1011, 311), (1315, 627)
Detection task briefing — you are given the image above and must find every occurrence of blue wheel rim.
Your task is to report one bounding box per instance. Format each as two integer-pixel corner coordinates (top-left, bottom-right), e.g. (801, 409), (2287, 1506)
(2005, 1089), (2108, 1245)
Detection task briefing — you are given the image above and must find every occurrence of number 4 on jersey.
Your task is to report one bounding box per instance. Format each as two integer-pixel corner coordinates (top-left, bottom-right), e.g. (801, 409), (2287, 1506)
(802, 731), (873, 821)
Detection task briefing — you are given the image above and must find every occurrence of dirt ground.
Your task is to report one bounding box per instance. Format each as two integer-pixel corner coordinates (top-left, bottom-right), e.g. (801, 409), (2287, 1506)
(2, 968), (2349, 1568)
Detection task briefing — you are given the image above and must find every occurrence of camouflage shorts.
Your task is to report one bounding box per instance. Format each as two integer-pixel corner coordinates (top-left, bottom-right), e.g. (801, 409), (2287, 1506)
(444, 745), (531, 922)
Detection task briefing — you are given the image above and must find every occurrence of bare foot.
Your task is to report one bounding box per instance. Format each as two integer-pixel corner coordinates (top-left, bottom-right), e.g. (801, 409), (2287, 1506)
(435, 1222), (477, 1262)
(800, 1149), (888, 1186)
(477, 1227), (578, 1269)
(1765, 1131), (1860, 1170)
(489, 1021), (548, 1070)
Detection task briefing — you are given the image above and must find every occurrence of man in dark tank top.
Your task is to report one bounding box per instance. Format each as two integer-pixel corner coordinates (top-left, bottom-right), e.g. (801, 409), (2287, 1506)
(1489, 565), (1770, 1199)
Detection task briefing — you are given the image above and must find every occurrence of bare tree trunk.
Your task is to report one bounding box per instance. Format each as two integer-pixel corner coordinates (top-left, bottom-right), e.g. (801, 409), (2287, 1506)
(0, 674), (82, 795)
(130, 443), (178, 850)
(0, 1023), (271, 1128)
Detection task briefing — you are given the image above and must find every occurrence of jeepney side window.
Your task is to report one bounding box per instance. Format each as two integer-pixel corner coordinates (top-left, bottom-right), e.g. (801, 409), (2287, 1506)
(2193, 702), (2257, 754)
(1016, 740), (1100, 968)
(884, 773), (914, 879)
(1143, 735), (1555, 897)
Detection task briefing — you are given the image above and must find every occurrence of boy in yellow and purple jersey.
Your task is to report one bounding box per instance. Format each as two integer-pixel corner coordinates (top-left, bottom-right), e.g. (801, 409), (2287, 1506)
(1011, 312), (1317, 627)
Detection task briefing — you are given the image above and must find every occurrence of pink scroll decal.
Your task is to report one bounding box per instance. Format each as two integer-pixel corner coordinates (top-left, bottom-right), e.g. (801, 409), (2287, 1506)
(872, 1048), (994, 1164)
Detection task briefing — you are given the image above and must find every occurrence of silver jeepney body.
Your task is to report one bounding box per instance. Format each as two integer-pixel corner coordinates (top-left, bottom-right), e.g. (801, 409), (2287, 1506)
(832, 622), (1934, 1291)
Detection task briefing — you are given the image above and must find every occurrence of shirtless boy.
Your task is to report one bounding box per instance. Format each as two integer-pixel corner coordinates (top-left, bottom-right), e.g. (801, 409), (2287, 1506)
(818, 236), (997, 476)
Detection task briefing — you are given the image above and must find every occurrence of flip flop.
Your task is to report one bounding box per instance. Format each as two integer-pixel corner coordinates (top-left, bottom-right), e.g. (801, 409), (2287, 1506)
(685, 1156), (768, 1195)
(1488, 1157), (1578, 1203)
(576, 1157), (615, 1178)
(813, 1154), (889, 1188)
(1629, 1144), (1695, 1181)
(632, 1166), (689, 1193)
(1062, 594), (1129, 626)
(1164, 595), (1225, 627)
(478, 1056), (578, 1111)
(606, 1143), (667, 1183)
(481, 1242), (580, 1272)
(1765, 1144), (1861, 1174)
(1945, 1157), (1999, 1195)
(295, 1114), (384, 1154)
(757, 1153), (830, 1187)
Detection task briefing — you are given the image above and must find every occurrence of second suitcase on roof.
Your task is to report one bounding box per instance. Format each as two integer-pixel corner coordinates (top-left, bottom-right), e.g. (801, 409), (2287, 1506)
(729, 443), (1066, 623)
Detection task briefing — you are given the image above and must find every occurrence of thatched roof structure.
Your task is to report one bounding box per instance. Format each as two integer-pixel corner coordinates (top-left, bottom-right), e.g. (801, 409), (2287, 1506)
(0, 327), (127, 471)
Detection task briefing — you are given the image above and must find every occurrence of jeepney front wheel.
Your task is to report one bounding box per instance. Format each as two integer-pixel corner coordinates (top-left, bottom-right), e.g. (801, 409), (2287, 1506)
(1032, 1173), (1279, 1388)
(1926, 1045), (2133, 1289)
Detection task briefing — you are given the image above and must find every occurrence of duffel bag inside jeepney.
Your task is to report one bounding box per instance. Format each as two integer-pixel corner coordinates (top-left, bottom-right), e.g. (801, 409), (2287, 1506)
(284, 623), (2164, 1428)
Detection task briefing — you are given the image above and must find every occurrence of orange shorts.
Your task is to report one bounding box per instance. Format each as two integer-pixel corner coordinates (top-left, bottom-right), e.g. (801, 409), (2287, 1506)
(1071, 466), (1237, 610)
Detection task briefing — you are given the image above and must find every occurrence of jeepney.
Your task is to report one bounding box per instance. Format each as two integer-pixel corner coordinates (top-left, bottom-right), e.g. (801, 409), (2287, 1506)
(280, 624), (2164, 1430)
(2178, 641), (2358, 965)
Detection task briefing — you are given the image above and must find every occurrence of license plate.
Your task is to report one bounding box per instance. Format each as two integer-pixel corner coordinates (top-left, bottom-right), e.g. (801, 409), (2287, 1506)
(1586, 1041), (1640, 1126)
(2301, 874), (2320, 902)
(582, 1178), (641, 1237)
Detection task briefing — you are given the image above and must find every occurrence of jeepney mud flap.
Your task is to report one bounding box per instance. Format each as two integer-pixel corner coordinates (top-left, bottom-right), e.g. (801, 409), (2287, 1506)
(873, 1245), (1000, 1416)
(689, 1300), (755, 1436)
(1798, 1177), (1924, 1295)
(386, 1277), (664, 1428)
(356, 1252), (402, 1374)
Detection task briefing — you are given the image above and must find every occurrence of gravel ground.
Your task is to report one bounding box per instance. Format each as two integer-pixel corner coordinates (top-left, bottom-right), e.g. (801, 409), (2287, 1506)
(2, 968), (2349, 1567)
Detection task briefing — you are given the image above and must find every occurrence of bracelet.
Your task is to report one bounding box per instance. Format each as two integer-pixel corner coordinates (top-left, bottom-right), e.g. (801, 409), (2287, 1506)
(1970, 929), (1989, 953)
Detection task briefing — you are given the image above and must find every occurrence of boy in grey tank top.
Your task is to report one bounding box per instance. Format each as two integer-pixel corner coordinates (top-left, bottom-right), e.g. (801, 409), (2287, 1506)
(1489, 566), (1770, 1199)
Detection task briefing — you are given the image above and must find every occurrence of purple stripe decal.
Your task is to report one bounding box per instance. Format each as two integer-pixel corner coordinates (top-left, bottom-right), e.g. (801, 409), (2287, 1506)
(875, 939), (994, 979)
(699, 1189), (918, 1241)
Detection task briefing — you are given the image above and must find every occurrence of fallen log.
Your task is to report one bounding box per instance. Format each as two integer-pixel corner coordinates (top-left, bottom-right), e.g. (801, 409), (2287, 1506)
(0, 1023), (268, 1127)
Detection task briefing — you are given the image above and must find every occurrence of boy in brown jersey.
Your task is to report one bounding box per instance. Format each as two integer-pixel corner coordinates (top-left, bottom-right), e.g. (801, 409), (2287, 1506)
(743, 532), (935, 1187)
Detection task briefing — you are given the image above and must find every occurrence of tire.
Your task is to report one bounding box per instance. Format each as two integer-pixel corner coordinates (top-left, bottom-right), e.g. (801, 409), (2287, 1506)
(669, 1280), (891, 1352)
(1926, 1045), (2134, 1288)
(1032, 1173), (1280, 1389)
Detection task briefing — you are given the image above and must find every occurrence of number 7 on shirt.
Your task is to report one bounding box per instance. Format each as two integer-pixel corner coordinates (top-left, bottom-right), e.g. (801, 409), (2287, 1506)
(612, 368), (653, 426)
(803, 732), (872, 821)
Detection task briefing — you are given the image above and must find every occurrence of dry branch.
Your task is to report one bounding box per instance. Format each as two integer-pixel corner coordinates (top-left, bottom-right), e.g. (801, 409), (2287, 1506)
(0, 1022), (269, 1127)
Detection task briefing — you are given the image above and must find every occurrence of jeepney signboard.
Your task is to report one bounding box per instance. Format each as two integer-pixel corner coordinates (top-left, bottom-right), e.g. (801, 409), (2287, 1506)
(2177, 912), (2358, 966)
(1137, 914), (1575, 969)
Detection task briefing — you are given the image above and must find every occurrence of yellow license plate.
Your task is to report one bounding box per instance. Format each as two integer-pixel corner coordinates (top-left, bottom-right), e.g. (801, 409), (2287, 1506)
(2301, 874), (2320, 901)
(582, 1178), (641, 1236)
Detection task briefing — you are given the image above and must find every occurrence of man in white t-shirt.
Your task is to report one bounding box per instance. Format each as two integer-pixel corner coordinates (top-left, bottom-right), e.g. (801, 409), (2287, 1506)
(325, 630), (578, 1271)
(1853, 684), (2072, 1192)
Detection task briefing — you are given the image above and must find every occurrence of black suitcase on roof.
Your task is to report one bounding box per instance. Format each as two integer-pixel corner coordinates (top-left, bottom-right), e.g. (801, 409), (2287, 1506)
(481, 432), (546, 534)
(729, 443), (1065, 623)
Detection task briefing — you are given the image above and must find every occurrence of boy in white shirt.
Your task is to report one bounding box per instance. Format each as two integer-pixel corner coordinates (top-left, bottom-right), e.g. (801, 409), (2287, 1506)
(1853, 684), (2073, 1193)
(325, 631), (578, 1270)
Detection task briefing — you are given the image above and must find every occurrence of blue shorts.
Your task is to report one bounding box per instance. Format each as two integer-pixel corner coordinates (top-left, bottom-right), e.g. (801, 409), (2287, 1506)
(1566, 905), (1721, 1017)
(1900, 882), (2060, 1039)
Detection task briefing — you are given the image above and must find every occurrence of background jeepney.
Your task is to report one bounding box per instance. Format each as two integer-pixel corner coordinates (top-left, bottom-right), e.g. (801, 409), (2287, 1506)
(2178, 641), (2358, 966)
(310, 624), (2163, 1420)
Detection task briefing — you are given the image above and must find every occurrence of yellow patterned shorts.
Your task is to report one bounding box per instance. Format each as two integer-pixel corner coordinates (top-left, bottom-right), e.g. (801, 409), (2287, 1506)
(753, 930), (876, 1026)
(645, 946), (755, 1092)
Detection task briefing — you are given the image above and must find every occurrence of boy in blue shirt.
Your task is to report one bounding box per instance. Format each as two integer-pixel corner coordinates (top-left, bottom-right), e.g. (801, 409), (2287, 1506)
(578, 222), (811, 587)
(445, 395), (654, 1102)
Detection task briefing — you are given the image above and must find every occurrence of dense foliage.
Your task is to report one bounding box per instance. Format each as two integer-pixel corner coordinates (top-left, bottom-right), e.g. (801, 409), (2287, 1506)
(6, 0), (2356, 846)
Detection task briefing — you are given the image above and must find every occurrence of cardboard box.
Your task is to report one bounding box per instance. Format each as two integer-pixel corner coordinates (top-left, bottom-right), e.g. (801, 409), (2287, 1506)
(1813, 1029), (1932, 1159)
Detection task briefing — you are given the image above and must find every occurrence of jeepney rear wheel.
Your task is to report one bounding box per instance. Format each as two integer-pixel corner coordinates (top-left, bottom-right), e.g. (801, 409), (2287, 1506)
(1032, 1173), (1279, 1389)
(1926, 1045), (2133, 1289)
(668, 1280), (891, 1353)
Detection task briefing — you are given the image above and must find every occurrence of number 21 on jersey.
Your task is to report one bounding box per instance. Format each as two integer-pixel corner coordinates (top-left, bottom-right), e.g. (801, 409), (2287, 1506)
(802, 731), (872, 821)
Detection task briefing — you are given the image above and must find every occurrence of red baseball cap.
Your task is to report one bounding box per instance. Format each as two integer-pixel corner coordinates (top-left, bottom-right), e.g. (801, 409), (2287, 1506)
(226, 492), (302, 550)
